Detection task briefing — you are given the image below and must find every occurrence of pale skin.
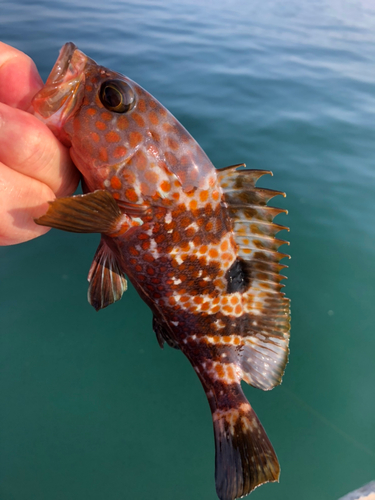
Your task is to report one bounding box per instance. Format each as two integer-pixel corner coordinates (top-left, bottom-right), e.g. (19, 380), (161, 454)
(0, 42), (80, 246)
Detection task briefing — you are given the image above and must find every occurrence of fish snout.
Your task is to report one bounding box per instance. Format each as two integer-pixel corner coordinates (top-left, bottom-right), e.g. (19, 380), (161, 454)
(32, 43), (88, 136)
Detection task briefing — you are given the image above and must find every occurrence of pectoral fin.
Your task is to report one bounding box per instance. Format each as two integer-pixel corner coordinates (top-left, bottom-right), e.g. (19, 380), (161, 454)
(35, 190), (125, 234)
(87, 237), (127, 311)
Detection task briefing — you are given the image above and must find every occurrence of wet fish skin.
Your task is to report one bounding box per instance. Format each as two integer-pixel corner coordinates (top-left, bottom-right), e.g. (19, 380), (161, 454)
(33, 43), (290, 500)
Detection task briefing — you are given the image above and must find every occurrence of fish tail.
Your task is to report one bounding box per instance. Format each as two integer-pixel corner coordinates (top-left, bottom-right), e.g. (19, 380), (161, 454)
(208, 384), (279, 500)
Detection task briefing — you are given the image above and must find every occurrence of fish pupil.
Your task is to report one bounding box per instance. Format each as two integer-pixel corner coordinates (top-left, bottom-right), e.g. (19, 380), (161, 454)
(104, 86), (121, 107)
(99, 79), (136, 113)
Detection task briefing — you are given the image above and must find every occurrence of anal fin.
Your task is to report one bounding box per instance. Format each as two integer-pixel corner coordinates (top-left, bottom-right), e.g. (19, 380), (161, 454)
(87, 237), (127, 311)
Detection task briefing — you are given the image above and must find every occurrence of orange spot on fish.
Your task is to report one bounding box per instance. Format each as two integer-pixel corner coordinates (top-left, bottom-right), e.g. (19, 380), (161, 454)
(222, 252), (233, 261)
(135, 151), (147, 170)
(250, 223), (262, 235)
(168, 137), (178, 150)
(91, 132), (100, 143)
(155, 234), (165, 244)
(129, 246), (139, 256)
(149, 111), (159, 125)
(180, 155), (190, 167)
(86, 84), (93, 92)
(212, 190), (220, 201)
(122, 171), (136, 184)
(194, 296), (203, 304)
(208, 176), (216, 187)
(149, 100), (157, 109)
(143, 254), (154, 265)
(200, 190), (209, 202)
(87, 108), (97, 116)
(147, 266), (155, 276)
(211, 305), (221, 313)
(113, 146), (128, 158)
(125, 188), (138, 202)
(215, 364), (225, 378)
(135, 264), (142, 272)
(201, 302), (210, 311)
(101, 111), (112, 121)
(140, 182), (149, 194)
(99, 147), (108, 162)
(172, 192), (180, 201)
(130, 131), (143, 148)
(209, 248), (219, 259)
(199, 245), (208, 254)
(138, 99), (146, 112)
(142, 241), (151, 251)
(227, 365), (236, 382)
(145, 171), (159, 184)
(160, 181), (171, 192)
(117, 116), (129, 129)
(205, 221), (213, 232)
(112, 192), (120, 199)
(95, 121), (107, 130)
(132, 113), (145, 127)
(110, 176), (122, 190)
(230, 296), (239, 305)
(220, 240), (229, 251)
(223, 305), (233, 313)
(165, 151), (177, 168)
(189, 200), (198, 210)
(105, 131), (121, 143)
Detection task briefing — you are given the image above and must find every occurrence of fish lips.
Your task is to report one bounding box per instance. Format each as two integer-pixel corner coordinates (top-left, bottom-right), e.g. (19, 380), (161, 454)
(32, 42), (88, 138)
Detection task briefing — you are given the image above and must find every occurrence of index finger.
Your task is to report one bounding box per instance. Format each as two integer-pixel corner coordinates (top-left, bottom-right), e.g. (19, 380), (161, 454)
(0, 42), (44, 111)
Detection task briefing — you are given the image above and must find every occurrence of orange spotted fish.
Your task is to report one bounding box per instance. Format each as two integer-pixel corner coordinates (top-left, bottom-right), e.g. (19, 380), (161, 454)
(33, 43), (290, 500)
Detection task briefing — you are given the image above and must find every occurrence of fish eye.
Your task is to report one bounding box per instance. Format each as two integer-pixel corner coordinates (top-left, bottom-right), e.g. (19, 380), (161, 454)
(99, 79), (136, 113)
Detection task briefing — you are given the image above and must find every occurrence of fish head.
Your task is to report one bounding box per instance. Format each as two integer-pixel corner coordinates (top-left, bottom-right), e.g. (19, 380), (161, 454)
(32, 43), (216, 202)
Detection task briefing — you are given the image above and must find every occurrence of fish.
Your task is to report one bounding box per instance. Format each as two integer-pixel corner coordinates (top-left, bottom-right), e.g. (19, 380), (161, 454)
(32, 43), (290, 500)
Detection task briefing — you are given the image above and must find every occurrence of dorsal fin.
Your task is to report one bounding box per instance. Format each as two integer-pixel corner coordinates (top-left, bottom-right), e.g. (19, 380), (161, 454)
(217, 164), (290, 265)
(218, 164), (290, 391)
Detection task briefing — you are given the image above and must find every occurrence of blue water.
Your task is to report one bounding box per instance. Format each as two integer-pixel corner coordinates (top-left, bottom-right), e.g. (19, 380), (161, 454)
(1, 1), (375, 499)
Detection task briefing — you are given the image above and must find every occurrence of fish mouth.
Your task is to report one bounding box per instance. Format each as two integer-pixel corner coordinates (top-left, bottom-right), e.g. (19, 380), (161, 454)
(32, 42), (88, 133)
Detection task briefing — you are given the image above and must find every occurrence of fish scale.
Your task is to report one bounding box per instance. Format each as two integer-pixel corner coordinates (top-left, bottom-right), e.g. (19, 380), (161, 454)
(33, 42), (290, 500)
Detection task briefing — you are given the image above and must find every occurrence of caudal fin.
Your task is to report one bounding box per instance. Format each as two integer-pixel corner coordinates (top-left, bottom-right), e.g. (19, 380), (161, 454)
(212, 394), (279, 500)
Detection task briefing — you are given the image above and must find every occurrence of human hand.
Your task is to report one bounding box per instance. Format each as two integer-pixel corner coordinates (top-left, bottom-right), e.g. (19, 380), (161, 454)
(0, 42), (80, 245)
